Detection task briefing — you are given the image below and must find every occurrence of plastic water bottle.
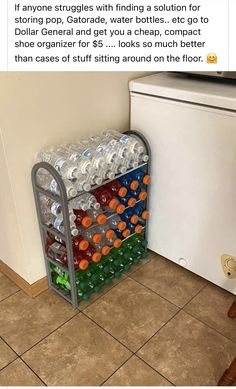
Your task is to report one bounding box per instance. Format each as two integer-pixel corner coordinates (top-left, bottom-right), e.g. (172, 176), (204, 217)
(73, 209), (93, 228)
(82, 227), (103, 245)
(38, 150), (79, 180)
(105, 180), (127, 198)
(83, 244), (102, 263)
(47, 242), (67, 265)
(94, 187), (119, 210)
(107, 214), (127, 231)
(72, 235), (89, 252)
(87, 208), (107, 225)
(128, 187), (148, 202)
(97, 224), (115, 241)
(133, 202), (150, 221)
(130, 169), (151, 186)
(37, 171), (77, 198)
(118, 194), (136, 208)
(54, 218), (78, 236)
(70, 193), (100, 211)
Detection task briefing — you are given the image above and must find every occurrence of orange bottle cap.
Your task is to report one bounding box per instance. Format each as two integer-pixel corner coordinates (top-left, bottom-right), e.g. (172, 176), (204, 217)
(92, 252), (101, 263)
(135, 224), (143, 234)
(101, 245), (110, 255)
(130, 180), (139, 190)
(139, 191), (147, 201)
(117, 220), (126, 231)
(122, 228), (131, 238)
(143, 175), (151, 185)
(116, 204), (125, 214)
(128, 197), (136, 208)
(92, 233), (102, 244)
(82, 216), (93, 228)
(109, 198), (119, 209)
(79, 239), (89, 251)
(142, 210), (150, 220)
(118, 186), (127, 198)
(113, 238), (122, 248)
(106, 229), (115, 239)
(97, 214), (107, 225)
(130, 214), (138, 224)
(79, 259), (89, 270)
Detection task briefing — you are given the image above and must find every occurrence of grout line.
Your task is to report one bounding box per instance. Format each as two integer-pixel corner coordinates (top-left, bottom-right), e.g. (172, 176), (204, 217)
(134, 309), (180, 355)
(0, 289), (21, 304)
(182, 310), (236, 345)
(19, 310), (80, 356)
(135, 354), (176, 386)
(99, 353), (134, 386)
(127, 275), (181, 309)
(181, 282), (208, 310)
(18, 356), (47, 386)
(81, 311), (134, 354)
(0, 335), (21, 357)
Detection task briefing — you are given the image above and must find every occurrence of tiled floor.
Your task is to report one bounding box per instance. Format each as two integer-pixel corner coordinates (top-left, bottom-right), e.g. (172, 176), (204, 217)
(0, 251), (236, 386)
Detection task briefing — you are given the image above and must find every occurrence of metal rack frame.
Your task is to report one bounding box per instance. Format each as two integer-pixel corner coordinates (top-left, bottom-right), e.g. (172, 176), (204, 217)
(31, 131), (151, 309)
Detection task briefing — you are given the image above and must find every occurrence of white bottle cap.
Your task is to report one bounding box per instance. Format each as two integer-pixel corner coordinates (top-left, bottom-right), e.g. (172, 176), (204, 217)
(83, 183), (91, 192)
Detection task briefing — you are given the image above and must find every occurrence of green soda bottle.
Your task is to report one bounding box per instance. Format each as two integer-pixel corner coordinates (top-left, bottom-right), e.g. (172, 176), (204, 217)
(77, 288), (90, 301)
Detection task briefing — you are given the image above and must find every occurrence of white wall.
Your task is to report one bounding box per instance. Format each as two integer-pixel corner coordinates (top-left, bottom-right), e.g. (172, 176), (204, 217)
(0, 72), (149, 284)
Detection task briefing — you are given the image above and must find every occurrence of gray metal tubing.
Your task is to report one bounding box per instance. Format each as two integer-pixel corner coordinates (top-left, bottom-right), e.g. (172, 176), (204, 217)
(31, 162), (78, 309)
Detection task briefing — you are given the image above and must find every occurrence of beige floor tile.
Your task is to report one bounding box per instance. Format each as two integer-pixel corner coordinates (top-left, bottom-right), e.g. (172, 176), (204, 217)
(0, 359), (44, 386)
(84, 278), (179, 352)
(131, 255), (207, 307)
(0, 272), (19, 302)
(0, 289), (76, 354)
(22, 313), (131, 386)
(0, 338), (17, 370)
(104, 355), (172, 386)
(138, 311), (236, 386)
(184, 283), (236, 342)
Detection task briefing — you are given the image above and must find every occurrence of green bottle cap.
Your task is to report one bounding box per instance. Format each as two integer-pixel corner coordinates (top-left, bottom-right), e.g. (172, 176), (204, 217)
(114, 271), (121, 279)
(133, 258), (140, 265)
(82, 293), (90, 301)
(104, 278), (112, 285)
(103, 266), (110, 274)
(124, 264), (131, 271)
(79, 281), (87, 289)
(94, 285), (101, 293)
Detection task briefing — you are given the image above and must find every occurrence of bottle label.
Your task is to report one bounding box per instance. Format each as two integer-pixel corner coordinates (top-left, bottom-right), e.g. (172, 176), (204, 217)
(51, 202), (61, 216)
(50, 179), (58, 194)
(82, 147), (93, 158)
(55, 157), (66, 173)
(97, 144), (107, 153)
(54, 218), (63, 231)
(120, 135), (130, 144)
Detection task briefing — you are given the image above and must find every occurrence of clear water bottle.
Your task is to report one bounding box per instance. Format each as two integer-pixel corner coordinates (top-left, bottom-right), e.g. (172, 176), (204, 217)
(38, 150), (79, 180)
(40, 195), (76, 222)
(54, 218), (78, 236)
(37, 171), (77, 199)
(69, 193), (100, 211)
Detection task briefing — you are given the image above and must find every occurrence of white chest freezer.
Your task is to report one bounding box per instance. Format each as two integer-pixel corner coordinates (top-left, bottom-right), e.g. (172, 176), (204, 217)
(130, 72), (236, 294)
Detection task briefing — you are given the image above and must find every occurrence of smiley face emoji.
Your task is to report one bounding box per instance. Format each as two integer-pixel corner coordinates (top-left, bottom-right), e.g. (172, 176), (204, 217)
(207, 53), (217, 64)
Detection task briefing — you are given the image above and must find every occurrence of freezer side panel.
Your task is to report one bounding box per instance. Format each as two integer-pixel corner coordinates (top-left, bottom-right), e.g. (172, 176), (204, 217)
(130, 92), (236, 294)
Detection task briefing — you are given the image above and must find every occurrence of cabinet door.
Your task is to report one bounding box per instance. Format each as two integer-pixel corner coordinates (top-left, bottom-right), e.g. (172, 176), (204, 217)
(131, 92), (236, 294)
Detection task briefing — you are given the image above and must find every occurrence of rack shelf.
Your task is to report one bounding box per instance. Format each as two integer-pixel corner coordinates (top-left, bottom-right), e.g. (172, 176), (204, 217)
(32, 130), (151, 308)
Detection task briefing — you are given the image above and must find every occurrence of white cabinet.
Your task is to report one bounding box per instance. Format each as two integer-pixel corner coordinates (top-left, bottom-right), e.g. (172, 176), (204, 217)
(130, 73), (236, 294)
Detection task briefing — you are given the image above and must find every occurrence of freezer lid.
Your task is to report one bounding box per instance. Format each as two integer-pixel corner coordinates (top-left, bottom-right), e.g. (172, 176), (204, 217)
(129, 72), (236, 111)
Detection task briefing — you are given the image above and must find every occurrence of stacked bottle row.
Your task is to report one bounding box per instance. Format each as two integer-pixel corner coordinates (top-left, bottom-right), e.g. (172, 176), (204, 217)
(36, 130), (149, 198)
(43, 165), (150, 271)
(51, 233), (148, 301)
